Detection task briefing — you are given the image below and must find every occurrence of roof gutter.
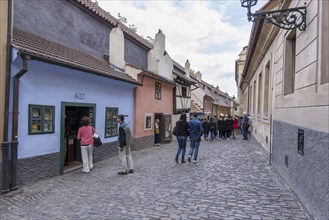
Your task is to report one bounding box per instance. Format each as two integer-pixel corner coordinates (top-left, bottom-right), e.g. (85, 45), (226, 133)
(2, 0), (13, 194)
(12, 50), (142, 86)
(239, 19), (264, 89)
(140, 74), (175, 86)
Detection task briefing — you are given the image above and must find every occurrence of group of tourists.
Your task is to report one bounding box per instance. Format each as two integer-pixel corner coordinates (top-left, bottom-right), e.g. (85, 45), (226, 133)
(173, 112), (252, 164)
(76, 111), (252, 175)
(201, 114), (244, 141)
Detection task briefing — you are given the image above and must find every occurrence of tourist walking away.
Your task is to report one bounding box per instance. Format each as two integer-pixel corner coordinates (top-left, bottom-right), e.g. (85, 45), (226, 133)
(242, 112), (250, 140)
(209, 117), (216, 141)
(202, 118), (210, 140)
(117, 115), (134, 175)
(175, 113), (190, 163)
(238, 116), (242, 134)
(188, 112), (203, 163)
(217, 114), (226, 140)
(225, 115), (233, 140)
(77, 116), (94, 174)
(154, 119), (160, 146)
(247, 114), (252, 139)
(232, 115), (239, 139)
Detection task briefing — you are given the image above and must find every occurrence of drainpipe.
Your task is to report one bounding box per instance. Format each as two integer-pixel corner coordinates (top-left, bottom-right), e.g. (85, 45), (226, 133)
(1, 0), (13, 194)
(10, 54), (30, 191)
(269, 113), (273, 165)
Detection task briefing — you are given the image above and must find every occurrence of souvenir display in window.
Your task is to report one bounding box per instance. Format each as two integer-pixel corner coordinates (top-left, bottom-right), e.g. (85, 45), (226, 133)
(105, 107), (118, 138)
(29, 105), (55, 134)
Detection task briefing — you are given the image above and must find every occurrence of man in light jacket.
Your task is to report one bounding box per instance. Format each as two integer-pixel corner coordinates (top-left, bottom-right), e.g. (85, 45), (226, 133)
(117, 115), (134, 175)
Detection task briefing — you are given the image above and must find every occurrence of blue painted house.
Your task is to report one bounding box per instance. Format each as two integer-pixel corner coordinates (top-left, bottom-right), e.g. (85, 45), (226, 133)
(2, 0), (153, 191)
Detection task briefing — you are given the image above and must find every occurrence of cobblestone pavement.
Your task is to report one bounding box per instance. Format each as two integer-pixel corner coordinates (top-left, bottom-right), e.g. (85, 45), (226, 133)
(0, 135), (312, 220)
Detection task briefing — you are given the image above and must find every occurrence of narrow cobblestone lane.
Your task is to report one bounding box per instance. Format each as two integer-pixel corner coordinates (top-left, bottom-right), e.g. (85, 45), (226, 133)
(0, 136), (312, 220)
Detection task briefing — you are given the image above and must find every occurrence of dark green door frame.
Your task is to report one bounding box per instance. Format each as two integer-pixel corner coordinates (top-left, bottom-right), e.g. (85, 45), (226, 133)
(60, 102), (96, 174)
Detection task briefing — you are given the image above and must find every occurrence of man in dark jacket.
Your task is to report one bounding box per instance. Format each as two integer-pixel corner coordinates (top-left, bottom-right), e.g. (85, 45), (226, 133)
(117, 115), (134, 175)
(242, 112), (250, 140)
(202, 118), (210, 140)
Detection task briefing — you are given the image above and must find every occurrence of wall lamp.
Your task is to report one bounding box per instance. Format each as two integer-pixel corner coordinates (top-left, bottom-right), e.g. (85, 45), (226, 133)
(240, 0), (307, 31)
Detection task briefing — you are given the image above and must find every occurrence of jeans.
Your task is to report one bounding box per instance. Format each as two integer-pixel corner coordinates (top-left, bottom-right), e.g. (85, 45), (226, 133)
(154, 133), (160, 144)
(204, 132), (209, 140)
(210, 129), (216, 141)
(242, 125), (248, 139)
(189, 140), (200, 160)
(176, 136), (187, 161)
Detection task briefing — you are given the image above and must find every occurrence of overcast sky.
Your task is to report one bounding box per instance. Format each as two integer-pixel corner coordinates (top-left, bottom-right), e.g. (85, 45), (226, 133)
(97, 0), (264, 97)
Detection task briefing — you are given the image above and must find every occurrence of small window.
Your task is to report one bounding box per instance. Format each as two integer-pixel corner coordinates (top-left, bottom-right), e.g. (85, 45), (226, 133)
(105, 107), (118, 138)
(155, 82), (162, 100)
(182, 87), (187, 97)
(29, 105), (55, 134)
(284, 30), (296, 95)
(144, 113), (152, 131)
(320, 1), (329, 85)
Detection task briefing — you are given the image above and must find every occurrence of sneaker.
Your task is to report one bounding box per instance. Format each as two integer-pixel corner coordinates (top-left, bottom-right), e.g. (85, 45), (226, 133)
(118, 171), (128, 175)
(82, 170), (90, 174)
(129, 169), (134, 174)
(193, 160), (197, 163)
(181, 160), (186, 163)
(188, 157), (191, 163)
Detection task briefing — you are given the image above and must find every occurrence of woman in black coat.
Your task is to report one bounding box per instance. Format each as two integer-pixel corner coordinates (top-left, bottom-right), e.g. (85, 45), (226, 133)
(202, 119), (210, 140)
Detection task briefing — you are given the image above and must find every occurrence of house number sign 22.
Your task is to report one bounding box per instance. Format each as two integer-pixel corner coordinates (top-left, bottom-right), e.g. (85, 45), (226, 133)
(74, 93), (85, 100)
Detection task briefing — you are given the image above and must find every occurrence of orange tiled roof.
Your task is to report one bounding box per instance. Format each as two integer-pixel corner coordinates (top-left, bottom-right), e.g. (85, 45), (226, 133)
(76, 0), (153, 50)
(191, 101), (202, 113)
(12, 28), (140, 85)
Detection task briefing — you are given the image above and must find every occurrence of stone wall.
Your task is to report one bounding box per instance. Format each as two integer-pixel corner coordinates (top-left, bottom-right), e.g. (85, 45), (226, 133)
(272, 120), (329, 220)
(17, 153), (60, 185)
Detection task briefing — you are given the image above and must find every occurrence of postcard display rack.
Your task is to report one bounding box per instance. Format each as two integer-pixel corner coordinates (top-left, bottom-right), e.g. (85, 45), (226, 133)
(65, 109), (78, 163)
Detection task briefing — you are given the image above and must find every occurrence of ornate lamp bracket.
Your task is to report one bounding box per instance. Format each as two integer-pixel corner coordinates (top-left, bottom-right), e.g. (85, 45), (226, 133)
(241, 0), (307, 31)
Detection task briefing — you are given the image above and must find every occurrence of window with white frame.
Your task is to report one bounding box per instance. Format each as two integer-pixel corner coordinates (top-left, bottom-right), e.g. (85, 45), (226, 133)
(257, 72), (262, 117)
(264, 62), (270, 118)
(144, 113), (152, 131)
(253, 81), (256, 116)
(155, 82), (162, 100)
(284, 30), (296, 95)
(321, 1), (329, 85)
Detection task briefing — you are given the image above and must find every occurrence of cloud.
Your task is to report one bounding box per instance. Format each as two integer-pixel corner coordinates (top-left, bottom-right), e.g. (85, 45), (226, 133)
(98, 0), (255, 97)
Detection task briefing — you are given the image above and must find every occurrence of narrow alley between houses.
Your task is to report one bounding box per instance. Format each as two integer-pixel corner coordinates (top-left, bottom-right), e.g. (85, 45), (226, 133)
(0, 135), (312, 220)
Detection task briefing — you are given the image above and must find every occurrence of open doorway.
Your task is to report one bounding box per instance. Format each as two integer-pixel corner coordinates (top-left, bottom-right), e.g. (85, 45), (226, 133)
(60, 102), (96, 174)
(154, 113), (172, 144)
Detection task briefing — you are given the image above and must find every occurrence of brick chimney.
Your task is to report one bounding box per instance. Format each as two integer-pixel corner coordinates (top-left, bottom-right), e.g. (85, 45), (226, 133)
(185, 60), (190, 78)
(148, 30), (165, 73)
(109, 27), (125, 70)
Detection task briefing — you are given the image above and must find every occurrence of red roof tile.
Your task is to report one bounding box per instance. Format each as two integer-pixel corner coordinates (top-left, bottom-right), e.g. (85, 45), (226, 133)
(12, 28), (140, 85)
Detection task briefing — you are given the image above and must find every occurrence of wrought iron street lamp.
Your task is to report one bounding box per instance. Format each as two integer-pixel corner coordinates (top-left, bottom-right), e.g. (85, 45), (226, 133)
(240, 0), (307, 31)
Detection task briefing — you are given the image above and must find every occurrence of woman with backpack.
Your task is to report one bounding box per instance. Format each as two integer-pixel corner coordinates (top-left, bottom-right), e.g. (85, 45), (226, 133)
(174, 113), (190, 163)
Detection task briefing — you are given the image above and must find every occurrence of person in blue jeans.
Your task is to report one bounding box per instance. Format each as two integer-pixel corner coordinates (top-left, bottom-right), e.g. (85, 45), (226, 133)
(242, 112), (250, 140)
(188, 112), (203, 163)
(175, 113), (190, 163)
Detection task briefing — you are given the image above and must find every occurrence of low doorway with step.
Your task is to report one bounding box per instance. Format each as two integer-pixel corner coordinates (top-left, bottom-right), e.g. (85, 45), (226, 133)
(60, 102), (96, 174)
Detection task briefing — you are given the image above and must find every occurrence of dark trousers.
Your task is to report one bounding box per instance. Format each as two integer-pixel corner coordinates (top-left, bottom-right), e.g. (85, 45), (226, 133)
(242, 125), (249, 140)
